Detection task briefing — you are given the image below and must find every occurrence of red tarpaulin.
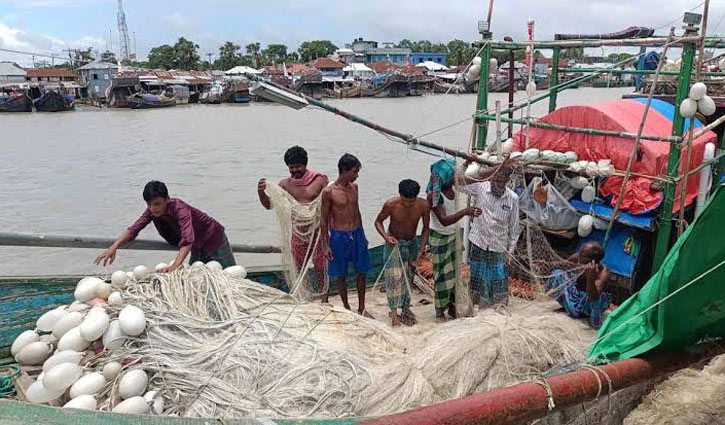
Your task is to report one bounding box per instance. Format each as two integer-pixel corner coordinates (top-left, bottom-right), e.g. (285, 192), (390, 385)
(512, 99), (717, 214)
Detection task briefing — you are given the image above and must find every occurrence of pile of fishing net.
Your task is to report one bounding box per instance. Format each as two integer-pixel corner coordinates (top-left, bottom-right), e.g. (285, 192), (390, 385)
(81, 266), (590, 419)
(623, 354), (725, 425)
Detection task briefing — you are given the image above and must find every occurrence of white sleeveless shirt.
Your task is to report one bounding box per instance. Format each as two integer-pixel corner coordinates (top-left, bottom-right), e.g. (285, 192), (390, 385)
(430, 193), (457, 235)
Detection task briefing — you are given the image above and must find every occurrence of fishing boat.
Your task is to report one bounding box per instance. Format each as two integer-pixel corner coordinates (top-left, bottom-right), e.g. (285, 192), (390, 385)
(128, 93), (177, 109)
(33, 90), (74, 112)
(0, 94), (33, 113)
(3, 4), (725, 424)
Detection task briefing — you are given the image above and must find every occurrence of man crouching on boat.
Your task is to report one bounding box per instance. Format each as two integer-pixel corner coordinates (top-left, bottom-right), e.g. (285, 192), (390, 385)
(546, 241), (611, 329)
(374, 179), (430, 327)
(321, 153), (373, 318)
(94, 180), (236, 272)
(257, 146), (329, 301)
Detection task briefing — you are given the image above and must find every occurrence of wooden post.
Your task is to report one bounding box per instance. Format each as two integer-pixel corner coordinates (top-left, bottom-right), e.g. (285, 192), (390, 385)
(652, 40), (696, 271)
(475, 43), (492, 150)
(548, 47), (560, 113)
(508, 49), (515, 138)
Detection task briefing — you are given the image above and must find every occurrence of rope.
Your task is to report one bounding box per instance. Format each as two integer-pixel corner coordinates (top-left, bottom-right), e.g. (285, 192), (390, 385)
(533, 376), (556, 411)
(0, 365), (20, 398)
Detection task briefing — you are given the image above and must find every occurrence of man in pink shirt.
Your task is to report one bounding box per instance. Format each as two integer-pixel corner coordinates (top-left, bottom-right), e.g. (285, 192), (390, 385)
(94, 181), (235, 272)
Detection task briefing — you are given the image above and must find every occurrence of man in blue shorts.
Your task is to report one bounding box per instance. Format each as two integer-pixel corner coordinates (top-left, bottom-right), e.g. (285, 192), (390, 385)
(321, 153), (374, 318)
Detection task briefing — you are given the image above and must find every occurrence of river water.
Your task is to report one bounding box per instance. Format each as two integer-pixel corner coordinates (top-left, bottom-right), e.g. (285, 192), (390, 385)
(0, 87), (631, 275)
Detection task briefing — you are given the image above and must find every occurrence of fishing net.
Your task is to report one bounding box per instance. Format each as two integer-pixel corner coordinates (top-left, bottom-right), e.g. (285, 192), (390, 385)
(623, 354), (725, 425)
(265, 182), (328, 301)
(84, 267), (593, 419)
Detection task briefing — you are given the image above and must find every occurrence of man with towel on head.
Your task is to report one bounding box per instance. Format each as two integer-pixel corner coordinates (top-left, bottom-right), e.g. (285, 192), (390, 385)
(258, 146), (329, 301)
(460, 159), (520, 310)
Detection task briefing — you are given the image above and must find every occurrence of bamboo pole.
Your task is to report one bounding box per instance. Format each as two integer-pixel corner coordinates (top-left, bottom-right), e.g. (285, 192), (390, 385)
(678, 151), (725, 179)
(678, 128), (696, 236)
(696, 0), (711, 82)
(480, 35), (709, 49)
(559, 67), (725, 77)
(477, 114), (682, 143)
(690, 113), (725, 140)
(604, 29), (675, 247)
(0, 232), (281, 253)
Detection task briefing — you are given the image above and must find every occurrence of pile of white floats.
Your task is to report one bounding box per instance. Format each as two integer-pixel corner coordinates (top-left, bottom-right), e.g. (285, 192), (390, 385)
(10, 260), (245, 415)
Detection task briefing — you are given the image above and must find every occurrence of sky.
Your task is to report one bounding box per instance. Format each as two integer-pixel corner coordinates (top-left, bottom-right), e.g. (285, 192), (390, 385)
(0, 0), (723, 67)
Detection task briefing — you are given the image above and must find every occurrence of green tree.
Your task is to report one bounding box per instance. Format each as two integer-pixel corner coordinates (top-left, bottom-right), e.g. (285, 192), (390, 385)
(173, 37), (201, 70)
(217, 41), (241, 71)
(395, 39), (415, 50)
(446, 40), (476, 66)
(297, 40), (338, 62)
(100, 50), (117, 63)
(561, 47), (584, 62)
(148, 44), (176, 69)
(246, 42), (261, 68)
(263, 44), (288, 64)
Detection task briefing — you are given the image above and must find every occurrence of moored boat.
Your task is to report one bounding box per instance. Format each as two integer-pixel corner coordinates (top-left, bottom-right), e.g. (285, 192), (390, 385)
(128, 93), (177, 109)
(0, 94), (33, 113)
(33, 90), (74, 112)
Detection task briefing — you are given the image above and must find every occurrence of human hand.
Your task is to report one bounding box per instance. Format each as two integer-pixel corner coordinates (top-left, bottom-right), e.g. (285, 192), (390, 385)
(94, 247), (117, 266)
(464, 206), (482, 217)
(257, 178), (267, 193)
(385, 235), (398, 246)
(158, 263), (180, 274)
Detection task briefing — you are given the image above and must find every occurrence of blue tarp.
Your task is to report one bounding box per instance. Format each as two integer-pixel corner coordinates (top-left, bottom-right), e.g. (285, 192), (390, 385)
(570, 199), (656, 230)
(578, 227), (639, 277)
(630, 98), (704, 131)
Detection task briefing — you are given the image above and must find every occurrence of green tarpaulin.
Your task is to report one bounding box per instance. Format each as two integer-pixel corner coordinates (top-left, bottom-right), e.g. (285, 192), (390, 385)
(589, 183), (725, 362)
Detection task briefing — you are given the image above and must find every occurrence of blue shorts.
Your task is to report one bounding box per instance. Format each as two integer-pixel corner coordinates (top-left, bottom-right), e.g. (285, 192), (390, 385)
(328, 228), (372, 277)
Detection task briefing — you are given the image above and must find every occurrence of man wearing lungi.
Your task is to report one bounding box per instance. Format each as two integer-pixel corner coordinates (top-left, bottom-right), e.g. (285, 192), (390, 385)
(460, 165), (520, 309)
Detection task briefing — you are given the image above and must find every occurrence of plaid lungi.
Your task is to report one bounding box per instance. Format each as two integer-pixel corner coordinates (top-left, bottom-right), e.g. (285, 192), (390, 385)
(383, 239), (417, 311)
(430, 230), (457, 315)
(469, 243), (508, 308)
(547, 269), (611, 329)
(189, 233), (236, 268)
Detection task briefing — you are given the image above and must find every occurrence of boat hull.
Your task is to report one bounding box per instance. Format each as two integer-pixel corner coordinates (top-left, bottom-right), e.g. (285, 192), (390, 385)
(33, 91), (74, 112)
(0, 95), (33, 112)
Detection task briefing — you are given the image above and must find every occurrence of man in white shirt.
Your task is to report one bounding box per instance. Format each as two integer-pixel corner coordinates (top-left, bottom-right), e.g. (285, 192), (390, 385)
(460, 165), (520, 308)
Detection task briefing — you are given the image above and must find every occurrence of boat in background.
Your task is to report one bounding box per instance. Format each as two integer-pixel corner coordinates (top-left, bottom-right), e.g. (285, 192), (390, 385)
(0, 93), (33, 112)
(33, 90), (74, 112)
(128, 93), (177, 109)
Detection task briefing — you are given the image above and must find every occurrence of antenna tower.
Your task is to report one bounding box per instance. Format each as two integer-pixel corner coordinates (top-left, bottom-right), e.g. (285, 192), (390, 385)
(117, 0), (131, 61)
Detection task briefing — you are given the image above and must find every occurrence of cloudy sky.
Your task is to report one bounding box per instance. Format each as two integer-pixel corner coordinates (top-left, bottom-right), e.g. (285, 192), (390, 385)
(0, 0), (722, 66)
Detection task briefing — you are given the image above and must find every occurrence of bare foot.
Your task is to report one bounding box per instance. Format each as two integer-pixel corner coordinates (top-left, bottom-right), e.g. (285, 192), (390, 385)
(359, 309), (374, 319)
(447, 304), (457, 320)
(391, 311), (401, 327)
(401, 310), (417, 326)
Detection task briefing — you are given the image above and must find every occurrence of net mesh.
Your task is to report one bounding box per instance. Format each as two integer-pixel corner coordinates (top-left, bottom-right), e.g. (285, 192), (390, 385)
(265, 182), (328, 301)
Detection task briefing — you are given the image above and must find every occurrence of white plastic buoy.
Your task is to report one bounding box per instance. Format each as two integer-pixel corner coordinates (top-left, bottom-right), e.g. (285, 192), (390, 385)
(223, 265), (247, 279)
(144, 390), (165, 414)
(102, 320), (127, 350)
(43, 350), (84, 372)
(15, 341), (52, 365)
(43, 363), (83, 393)
(108, 291), (123, 306)
(57, 326), (90, 352)
(133, 265), (149, 280)
(118, 305), (146, 336)
(501, 138), (514, 154)
(118, 369), (148, 399)
(52, 311), (84, 339)
(191, 261), (205, 268)
(569, 176), (589, 190)
(36, 309), (68, 332)
(526, 81), (537, 96)
(680, 98), (698, 118)
(74, 277), (103, 303)
(95, 281), (112, 300)
(26, 380), (66, 404)
(689, 82), (707, 101)
(698, 95), (716, 116)
(11, 330), (39, 357)
(564, 151), (578, 163)
(154, 263), (168, 272)
(39, 334), (57, 345)
(68, 301), (89, 313)
(111, 270), (128, 288)
(63, 394), (97, 410)
(465, 162), (481, 178)
(696, 143), (716, 217)
(126, 271), (135, 280)
(69, 372), (107, 399)
(80, 309), (110, 342)
(522, 148), (540, 161)
(581, 185), (596, 203)
(206, 261), (223, 271)
(578, 215), (594, 237)
(103, 361), (123, 381)
(112, 396), (150, 414)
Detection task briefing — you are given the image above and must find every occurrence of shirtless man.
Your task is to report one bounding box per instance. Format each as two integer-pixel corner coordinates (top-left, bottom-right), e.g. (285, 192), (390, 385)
(546, 241), (611, 329)
(258, 146), (329, 300)
(374, 179), (430, 326)
(320, 153), (373, 317)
